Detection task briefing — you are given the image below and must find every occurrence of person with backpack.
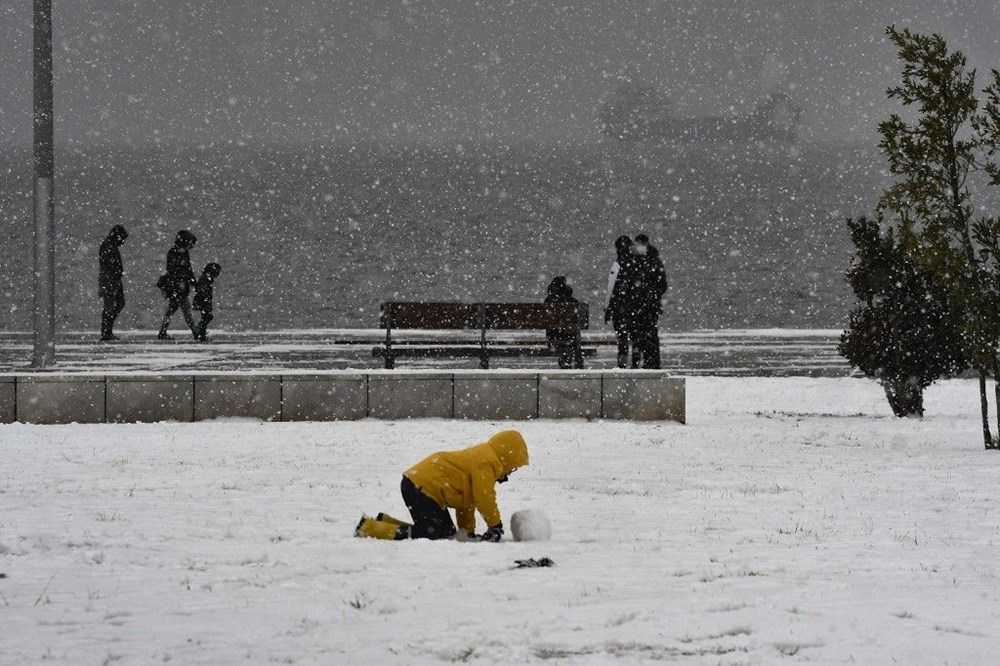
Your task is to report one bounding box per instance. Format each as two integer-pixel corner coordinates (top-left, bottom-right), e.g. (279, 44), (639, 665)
(98, 224), (129, 341)
(192, 262), (222, 342)
(157, 230), (198, 341)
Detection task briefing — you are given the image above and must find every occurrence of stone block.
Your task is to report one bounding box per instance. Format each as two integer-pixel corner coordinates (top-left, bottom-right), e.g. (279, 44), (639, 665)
(368, 373), (453, 419)
(16, 375), (106, 424)
(0, 375), (14, 424)
(194, 375), (282, 421)
(538, 373), (602, 419)
(454, 372), (538, 420)
(281, 374), (367, 421)
(107, 376), (194, 423)
(602, 373), (686, 422)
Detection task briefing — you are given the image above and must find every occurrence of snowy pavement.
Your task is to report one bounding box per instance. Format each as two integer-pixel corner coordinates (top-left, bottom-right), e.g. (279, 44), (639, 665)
(2, 377), (998, 664)
(0, 329), (852, 376)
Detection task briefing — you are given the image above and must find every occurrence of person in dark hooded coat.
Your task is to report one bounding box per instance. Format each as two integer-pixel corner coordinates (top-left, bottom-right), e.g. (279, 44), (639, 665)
(605, 235), (637, 368)
(629, 234), (668, 369)
(98, 224), (129, 341)
(157, 229), (198, 340)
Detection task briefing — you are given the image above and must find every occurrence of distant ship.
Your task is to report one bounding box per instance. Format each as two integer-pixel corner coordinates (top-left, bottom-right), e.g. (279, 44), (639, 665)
(598, 84), (802, 144)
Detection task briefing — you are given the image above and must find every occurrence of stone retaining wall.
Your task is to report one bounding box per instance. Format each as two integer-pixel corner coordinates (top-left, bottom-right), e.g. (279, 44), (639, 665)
(0, 372), (685, 424)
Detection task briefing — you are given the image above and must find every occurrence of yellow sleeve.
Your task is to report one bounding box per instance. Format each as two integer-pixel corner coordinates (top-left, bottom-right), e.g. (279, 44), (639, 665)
(471, 466), (501, 527)
(455, 507), (476, 534)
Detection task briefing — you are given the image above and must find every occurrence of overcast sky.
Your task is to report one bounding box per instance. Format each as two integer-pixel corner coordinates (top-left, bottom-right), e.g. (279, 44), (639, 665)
(1, 0), (998, 146)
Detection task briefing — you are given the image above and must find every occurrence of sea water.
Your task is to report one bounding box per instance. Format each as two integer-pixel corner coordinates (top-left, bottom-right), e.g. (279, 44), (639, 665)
(0, 141), (893, 332)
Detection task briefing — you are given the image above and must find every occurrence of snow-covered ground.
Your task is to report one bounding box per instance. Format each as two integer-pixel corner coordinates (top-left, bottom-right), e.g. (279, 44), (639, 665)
(3, 377), (999, 664)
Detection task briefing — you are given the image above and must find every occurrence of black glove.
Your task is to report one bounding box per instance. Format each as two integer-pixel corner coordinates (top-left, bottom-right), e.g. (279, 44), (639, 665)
(481, 522), (504, 543)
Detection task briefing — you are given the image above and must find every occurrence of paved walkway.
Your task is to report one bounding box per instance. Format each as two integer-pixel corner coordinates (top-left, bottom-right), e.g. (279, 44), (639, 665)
(0, 329), (855, 376)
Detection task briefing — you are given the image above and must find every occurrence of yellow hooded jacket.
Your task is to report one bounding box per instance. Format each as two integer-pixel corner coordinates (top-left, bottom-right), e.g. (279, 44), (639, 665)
(403, 430), (529, 534)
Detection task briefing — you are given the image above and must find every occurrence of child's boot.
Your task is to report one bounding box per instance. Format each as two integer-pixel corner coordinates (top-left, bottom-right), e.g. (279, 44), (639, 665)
(355, 516), (401, 540)
(376, 512), (413, 527)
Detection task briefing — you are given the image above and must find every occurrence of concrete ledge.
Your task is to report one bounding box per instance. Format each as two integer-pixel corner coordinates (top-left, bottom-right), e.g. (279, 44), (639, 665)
(282, 374), (367, 421)
(368, 373), (454, 419)
(16, 375), (106, 424)
(539, 373), (602, 419)
(194, 375), (282, 421)
(602, 373), (686, 422)
(107, 376), (194, 423)
(454, 373), (538, 420)
(0, 375), (14, 424)
(3, 372), (686, 423)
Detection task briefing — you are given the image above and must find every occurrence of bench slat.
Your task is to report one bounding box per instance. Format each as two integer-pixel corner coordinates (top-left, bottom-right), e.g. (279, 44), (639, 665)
(381, 302), (478, 329)
(372, 335), (618, 345)
(481, 302), (588, 330)
(373, 346), (598, 358)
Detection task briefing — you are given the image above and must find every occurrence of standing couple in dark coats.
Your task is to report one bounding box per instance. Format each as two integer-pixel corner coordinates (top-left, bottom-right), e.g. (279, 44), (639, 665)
(604, 234), (668, 369)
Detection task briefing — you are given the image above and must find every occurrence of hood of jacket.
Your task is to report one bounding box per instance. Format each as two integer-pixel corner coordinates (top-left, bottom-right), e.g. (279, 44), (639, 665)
(486, 430), (529, 475)
(108, 224), (128, 246)
(175, 229), (197, 249)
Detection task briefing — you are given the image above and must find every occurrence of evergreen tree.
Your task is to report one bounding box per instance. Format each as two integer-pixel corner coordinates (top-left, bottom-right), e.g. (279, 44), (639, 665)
(870, 26), (1000, 447)
(840, 217), (966, 417)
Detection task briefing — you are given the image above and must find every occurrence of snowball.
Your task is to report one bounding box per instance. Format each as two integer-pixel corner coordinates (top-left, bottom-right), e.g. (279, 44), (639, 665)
(510, 509), (551, 542)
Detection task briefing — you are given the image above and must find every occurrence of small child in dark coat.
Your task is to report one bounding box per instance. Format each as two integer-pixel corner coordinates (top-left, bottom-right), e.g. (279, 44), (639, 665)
(192, 263), (222, 341)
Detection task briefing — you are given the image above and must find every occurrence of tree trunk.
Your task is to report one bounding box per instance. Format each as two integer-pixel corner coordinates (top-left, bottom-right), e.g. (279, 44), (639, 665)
(979, 368), (994, 449)
(994, 377), (1000, 450)
(883, 379), (924, 418)
(993, 357), (1000, 451)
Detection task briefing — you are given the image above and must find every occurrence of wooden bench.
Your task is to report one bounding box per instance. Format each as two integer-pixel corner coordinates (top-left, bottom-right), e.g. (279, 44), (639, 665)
(372, 301), (593, 369)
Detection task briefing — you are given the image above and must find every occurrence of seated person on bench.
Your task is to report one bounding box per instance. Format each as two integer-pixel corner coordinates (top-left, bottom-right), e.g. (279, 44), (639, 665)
(544, 276), (584, 369)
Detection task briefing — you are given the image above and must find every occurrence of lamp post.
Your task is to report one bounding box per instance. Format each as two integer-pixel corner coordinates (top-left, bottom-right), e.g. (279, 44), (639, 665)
(32, 0), (55, 368)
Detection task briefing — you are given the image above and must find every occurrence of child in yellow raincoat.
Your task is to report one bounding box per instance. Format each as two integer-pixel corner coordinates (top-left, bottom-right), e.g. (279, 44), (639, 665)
(356, 430), (529, 542)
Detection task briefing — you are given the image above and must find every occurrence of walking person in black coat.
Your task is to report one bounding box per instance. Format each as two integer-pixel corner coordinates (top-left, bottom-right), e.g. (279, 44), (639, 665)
(192, 262), (222, 342)
(157, 229), (198, 340)
(604, 235), (636, 368)
(630, 234), (668, 369)
(98, 224), (129, 341)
